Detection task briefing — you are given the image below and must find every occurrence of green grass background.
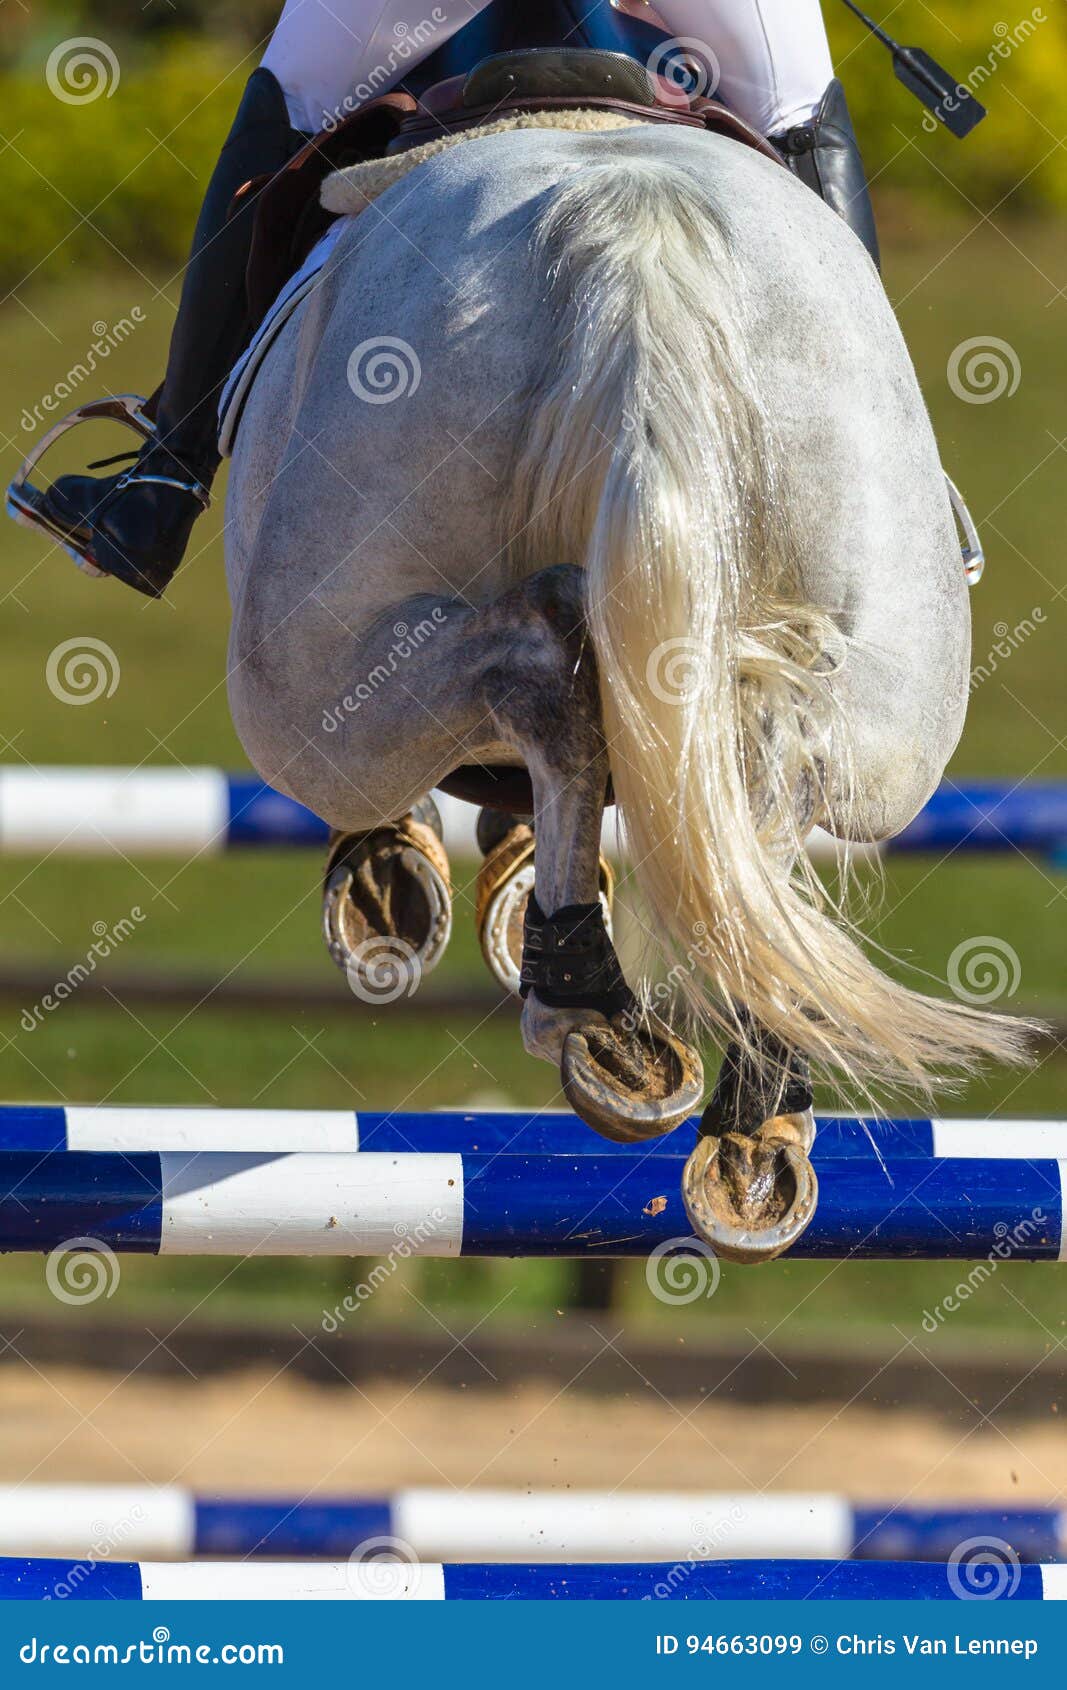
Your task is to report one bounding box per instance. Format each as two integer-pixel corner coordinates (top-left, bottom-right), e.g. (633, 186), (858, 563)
(0, 219), (1064, 1356)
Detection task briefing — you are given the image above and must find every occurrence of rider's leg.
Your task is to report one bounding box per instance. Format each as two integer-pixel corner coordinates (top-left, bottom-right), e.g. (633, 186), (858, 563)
(42, 0), (496, 599)
(44, 67), (303, 597)
(659, 0), (880, 266)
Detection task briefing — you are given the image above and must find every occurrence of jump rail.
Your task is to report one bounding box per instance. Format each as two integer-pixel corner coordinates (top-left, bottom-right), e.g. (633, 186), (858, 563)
(2, 1104), (1061, 1161)
(1, 1486), (1062, 1563)
(1, 767), (1065, 860)
(1, 1148), (1064, 1259)
(1, 1558), (1064, 1601)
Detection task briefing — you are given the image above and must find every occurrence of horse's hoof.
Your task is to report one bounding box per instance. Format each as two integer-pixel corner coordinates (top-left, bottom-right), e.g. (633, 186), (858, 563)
(562, 1013), (703, 1144)
(681, 1116), (818, 1264)
(323, 799), (452, 998)
(476, 822), (615, 996)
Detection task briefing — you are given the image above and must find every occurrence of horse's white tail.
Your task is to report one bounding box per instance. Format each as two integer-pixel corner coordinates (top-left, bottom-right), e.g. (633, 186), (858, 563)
(509, 157), (1028, 1098)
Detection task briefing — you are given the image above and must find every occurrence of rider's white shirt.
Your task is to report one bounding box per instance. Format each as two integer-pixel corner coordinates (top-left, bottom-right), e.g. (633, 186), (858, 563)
(262, 0), (834, 137)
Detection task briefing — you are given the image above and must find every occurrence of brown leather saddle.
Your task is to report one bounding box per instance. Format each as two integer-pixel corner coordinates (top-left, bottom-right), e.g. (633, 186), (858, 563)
(240, 46), (782, 336)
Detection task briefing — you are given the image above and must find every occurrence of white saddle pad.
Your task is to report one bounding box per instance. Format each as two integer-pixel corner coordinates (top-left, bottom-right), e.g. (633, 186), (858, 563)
(218, 220), (345, 458)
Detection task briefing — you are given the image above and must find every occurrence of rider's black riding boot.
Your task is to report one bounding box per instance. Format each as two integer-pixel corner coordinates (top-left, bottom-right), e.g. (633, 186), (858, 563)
(771, 79), (880, 271)
(44, 69), (302, 598)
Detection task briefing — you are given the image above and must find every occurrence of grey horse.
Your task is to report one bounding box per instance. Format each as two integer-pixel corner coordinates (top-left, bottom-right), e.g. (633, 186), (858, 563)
(225, 122), (1024, 1259)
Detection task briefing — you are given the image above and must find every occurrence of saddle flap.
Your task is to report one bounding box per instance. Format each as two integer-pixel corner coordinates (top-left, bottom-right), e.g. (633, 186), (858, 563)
(241, 91), (417, 329)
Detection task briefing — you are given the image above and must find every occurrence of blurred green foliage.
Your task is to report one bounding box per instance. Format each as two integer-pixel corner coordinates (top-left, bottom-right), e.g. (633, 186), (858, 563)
(0, 3), (1063, 290)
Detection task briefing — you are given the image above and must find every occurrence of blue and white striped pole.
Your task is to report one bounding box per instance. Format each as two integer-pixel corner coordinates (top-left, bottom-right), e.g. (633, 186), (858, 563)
(1, 767), (1065, 859)
(0, 1104), (1063, 1161)
(0, 1486), (1062, 1564)
(0, 1148), (1064, 1259)
(0, 1557), (1063, 1600)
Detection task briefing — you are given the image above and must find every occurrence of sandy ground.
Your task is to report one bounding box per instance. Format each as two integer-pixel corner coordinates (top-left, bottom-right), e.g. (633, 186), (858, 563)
(1, 1365), (1064, 1505)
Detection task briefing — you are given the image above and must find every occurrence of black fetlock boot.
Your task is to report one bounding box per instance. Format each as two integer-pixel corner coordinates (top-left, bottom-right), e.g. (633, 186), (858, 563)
(771, 78), (881, 270)
(42, 68), (304, 598)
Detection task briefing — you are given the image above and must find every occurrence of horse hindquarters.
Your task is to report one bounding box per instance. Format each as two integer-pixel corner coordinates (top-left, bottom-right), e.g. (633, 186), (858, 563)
(508, 152), (1026, 1098)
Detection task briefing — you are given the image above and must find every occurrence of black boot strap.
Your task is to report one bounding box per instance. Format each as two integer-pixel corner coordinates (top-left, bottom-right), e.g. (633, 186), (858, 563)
(700, 1026), (813, 1140)
(520, 896), (635, 1017)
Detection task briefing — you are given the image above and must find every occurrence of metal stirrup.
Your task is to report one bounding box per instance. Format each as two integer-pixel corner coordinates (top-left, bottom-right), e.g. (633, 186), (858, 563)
(6, 394), (161, 576)
(946, 472), (985, 585)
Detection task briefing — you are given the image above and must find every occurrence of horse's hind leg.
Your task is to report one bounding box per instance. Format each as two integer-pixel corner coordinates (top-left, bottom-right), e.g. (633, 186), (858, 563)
(682, 1019), (819, 1264)
(323, 796), (452, 1000)
(276, 562), (701, 1138)
(481, 566), (702, 1142)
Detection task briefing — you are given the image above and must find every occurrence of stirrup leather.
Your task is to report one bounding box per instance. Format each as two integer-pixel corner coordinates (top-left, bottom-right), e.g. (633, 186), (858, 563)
(6, 394), (209, 578)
